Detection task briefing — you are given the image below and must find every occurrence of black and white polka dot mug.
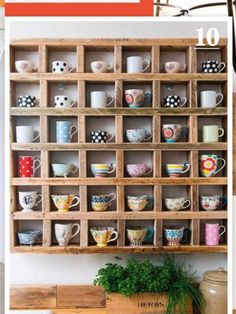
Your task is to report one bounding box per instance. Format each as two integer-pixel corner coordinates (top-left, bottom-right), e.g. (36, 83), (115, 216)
(52, 61), (74, 74)
(18, 95), (37, 107)
(91, 131), (114, 143)
(202, 60), (226, 73)
(164, 95), (187, 108)
(54, 95), (76, 108)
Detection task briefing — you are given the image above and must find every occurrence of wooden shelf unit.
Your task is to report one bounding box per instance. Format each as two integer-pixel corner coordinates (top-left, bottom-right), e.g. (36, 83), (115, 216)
(10, 38), (228, 253)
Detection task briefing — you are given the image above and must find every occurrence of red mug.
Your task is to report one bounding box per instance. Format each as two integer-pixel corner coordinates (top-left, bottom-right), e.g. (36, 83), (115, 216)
(18, 156), (41, 177)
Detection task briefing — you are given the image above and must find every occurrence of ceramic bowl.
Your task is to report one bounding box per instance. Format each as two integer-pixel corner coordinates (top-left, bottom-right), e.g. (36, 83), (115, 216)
(17, 229), (42, 245)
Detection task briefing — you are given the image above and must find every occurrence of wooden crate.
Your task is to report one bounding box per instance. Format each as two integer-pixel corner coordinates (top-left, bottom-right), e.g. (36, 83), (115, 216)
(9, 38), (228, 254)
(106, 293), (193, 314)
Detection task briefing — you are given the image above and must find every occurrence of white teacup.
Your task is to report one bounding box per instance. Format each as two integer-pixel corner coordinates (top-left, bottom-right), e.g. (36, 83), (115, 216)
(51, 163), (78, 177)
(127, 56), (150, 73)
(54, 95), (76, 108)
(91, 61), (113, 73)
(16, 126), (40, 144)
(52, 61), (74, 74)
(164, 197), (191, 211)
(164, 61), (186, 73)
(15, 60), (38, 73)
(55, 223), (80, 246)
(91, 91), (114, 108)
(18, 191), (42, 212)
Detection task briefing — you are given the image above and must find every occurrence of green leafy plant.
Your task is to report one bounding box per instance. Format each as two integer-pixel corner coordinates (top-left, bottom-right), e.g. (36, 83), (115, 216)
(94, 254), (205, 314)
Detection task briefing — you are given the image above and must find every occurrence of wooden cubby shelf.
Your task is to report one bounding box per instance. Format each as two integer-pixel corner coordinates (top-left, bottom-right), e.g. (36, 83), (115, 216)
(10, 38), (228, 254)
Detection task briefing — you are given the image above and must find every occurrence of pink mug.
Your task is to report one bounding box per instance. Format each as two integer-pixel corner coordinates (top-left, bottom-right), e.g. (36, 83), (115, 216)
(205, 223), (226, 246)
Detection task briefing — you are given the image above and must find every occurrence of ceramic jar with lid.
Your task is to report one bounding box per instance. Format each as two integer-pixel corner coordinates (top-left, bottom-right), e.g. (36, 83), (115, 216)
(200, 268), (227, 314)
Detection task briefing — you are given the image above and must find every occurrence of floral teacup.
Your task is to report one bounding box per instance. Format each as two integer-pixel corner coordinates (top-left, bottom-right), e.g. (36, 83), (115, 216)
(200, 195), (226, 211)
(91, 163), (116, 178)
(166, 163), (190, 177)
(124, 89), (152, 108)
(126, 163), (152, 177)
(91, 61), (113, 73)
(91, 193), (116, 212)
(127, 226), (154, 246)
(162, 124), (188, 143)
(164, 61), (186, 73)
(164, 226), (185, 246)
(90, 227), (118, 247)
(164, 197), (191, 211)
(51, 195), (80, 212)
(126, 129), (152, 143)
(200, 154), (226, 177)
(127, 195), (153, 211)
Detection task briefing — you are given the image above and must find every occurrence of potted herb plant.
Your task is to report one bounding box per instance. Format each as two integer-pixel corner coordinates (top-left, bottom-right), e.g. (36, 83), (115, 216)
(94, 255), (205, 314)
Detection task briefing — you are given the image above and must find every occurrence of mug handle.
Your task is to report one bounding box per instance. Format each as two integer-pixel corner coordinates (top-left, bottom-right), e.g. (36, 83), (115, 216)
(182, 199), (191, 209)
(146, 196), (154, 209)
(106, 95), (114, 107)
(108, 193), (116, 206)
(180, 64), (187, 72)
(68, 63), (74, 73)
(33, 131), (40, 142)
(216, 93), (224, 106)
(33, 63), (38, 71)
(180, 97), (188, 107)
(107, 230), (118, 243)
(70, 97), (76, 107)
(107, 63), (113, 71)
(108, 165), (116, 174)
(33, 159), (41, 175)
(106, 133), (114, 143)
(71, 223), (80, 240)
(35, 193), (43, 206)
(143, 132), (153, 142)
(220, 197), (227, 207)
(218, 128), (224, 138)
(144, 93), (152, 105)
(71, 165), (79, 175)
(218, 62), (226, 73)
(144, 227), (154, 242)
(70, 125), (78, 139)
(214, 158), (226, 175)
(142, 59), (150, 72)
(181, 163), (190, 174)
(219, 225), (226, 238)
(69, 196), (80, 208)
(144, 167), (153, 176)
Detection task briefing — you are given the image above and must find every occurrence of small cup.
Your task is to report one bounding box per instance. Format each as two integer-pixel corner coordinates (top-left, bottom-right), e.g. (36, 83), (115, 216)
(51, 163), (78, 177)
(126, 163), (152, 177)
(18, 95), (37, 107)
(202, 125), (224, 143)
(164, 61), (186, 73)
(54, 95), (76, 108)
(17, 229), (42, 246)
(127, 56), (150, 73)
(164, 197), (191, 211)
(164, 226), (185, 246)
(200, 195), (226, 211)
(91, 91), (114, 108)
(56, 121), (78, 143)
(91, 131), (114, 143)
(91, 61), (113, 73)
(124, 89), (151, 108)
(164, 95), (187, 108)
(162, 124), (188, 143)
(51, 195), (80, 212)
(16, 126), (40, 144)
(91, 163), (116, 178)
(91, 193), (116, 212)
(90, 227), (118, 247)
(166, 163), (190, 177)
(15, 60), (38, 73)
(18, 191), (42, 212)
(19, 156), (41, 178)
(52, 60), (74, 74)
(127, 195), (153, 212)
(202, 60), (226, 73)
(200, 154), (226, 177)
(55, 223), (80, 246)
(205, 223), (226, 246)
(126, 129), (152, 143)
(127, 226), (154, 246)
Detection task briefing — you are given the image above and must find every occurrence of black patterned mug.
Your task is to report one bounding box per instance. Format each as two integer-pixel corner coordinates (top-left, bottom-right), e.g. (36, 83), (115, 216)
(164, 95), (187, 108)
(18, 95), (37, 107)
(202, 60), (226, 73)
(91, 131), (114, 143)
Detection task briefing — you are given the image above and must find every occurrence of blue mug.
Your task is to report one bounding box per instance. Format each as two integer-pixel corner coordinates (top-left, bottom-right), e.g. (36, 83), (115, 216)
(56, 121), (78, 143)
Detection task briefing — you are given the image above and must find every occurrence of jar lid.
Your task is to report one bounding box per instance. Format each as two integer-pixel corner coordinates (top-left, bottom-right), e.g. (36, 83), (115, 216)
(203, 268), (227, 283)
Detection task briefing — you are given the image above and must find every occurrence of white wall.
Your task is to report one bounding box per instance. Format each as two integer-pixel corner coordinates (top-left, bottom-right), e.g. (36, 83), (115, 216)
(8, 20), (228, 285)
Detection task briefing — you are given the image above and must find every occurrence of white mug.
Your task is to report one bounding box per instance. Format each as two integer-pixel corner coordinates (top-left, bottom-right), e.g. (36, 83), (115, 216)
(54, 95), (76, 108)
(15, 60), (38, 73)
(200, 91), (224, 108)
(16, 126), (40, 143)
(202, 125), (224, 143)
(52, 61), (74, 74)
(55, 223), (80, 246)
(91, 91), (114, 108)
(18, 191), (42, 212)
(127, 56), (150, 73)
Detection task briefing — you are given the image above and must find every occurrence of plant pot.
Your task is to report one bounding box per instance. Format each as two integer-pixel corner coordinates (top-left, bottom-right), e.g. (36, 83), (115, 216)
(106, 293), (193, 314)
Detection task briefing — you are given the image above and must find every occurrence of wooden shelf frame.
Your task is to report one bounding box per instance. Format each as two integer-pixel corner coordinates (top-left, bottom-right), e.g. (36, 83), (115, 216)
(10, 38), (228, 254)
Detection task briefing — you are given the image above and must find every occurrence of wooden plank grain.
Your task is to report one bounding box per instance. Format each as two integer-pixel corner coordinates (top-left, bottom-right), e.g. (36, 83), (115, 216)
(57, 285), (106, 308)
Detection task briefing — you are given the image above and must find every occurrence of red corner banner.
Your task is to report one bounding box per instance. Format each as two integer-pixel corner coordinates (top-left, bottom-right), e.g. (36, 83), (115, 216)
(5, 0), (153, 16)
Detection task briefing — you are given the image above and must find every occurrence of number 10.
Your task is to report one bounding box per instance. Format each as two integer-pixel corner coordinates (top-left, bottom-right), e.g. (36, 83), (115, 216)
(196, 27), (220, 47)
